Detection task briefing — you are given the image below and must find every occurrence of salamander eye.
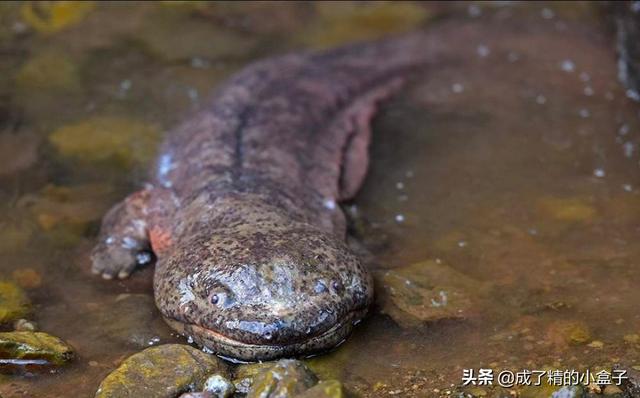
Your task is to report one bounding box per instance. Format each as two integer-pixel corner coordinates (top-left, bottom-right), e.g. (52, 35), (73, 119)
(209, 288), (235, 308)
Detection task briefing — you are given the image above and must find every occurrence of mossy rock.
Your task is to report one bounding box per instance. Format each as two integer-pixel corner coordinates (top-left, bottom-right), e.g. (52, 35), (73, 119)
(301, 2), (430, 49)
(95, 344), (228, 398)
(246, 359), (318, 398)
(21, 1), (95, 34)
(0, 281), (31, 324)
(0, 331), (74, 366)
(376, 259), (481, 327)
(298, 380), (344, 398)
(49, 116), (160, 169)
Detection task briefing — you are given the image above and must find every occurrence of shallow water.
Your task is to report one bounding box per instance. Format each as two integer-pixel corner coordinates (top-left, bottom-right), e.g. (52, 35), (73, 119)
(1, 2), (639, 397)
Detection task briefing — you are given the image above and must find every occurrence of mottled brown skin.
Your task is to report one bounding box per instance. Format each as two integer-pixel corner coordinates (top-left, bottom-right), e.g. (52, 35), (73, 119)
(91, 29), (458, 361)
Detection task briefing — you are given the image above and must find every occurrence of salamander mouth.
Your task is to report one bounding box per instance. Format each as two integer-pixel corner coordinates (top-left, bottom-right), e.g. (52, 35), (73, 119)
(162, 307), (368, 362)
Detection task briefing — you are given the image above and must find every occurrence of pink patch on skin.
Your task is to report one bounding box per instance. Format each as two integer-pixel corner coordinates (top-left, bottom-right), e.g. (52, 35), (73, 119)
(149, 226), (173, 254)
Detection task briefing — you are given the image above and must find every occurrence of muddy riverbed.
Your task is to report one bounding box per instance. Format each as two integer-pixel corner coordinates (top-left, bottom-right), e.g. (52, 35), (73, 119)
(1, 2), (639, 397)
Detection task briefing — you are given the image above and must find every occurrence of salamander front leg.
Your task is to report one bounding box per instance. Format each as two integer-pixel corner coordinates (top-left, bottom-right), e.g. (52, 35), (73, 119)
(91, 189), (154, 280)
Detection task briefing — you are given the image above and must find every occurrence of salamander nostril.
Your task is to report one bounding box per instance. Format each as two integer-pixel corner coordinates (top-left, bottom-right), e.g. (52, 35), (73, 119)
(331, 279), (343, 293)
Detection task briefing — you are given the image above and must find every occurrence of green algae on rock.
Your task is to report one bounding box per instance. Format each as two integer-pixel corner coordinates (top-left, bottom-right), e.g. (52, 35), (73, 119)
(233, 362), (276, 395)
(0, 331), (74, 367)
(298, 380), (344, 398)
(376, 259), (480, 328)
(20, 1), (95, 34)
(49, 116), (160, 168)
(95, 344), (228, 398)
(301, 2), (430, 49)
(0, 281), (31, 324)
(15, 52), (80, 93)
(246, 359), (319, 398)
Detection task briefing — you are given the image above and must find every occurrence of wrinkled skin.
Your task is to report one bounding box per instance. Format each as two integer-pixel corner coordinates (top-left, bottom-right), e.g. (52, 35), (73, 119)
(90, 24), (472, 361)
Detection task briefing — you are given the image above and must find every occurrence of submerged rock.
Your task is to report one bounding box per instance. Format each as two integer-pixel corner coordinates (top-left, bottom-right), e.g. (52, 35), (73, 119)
(233, 362), (276, 395)
(301, 2), (430, 49)
(0, 281), (31, 324)
(20, 1), (95, 34)
(545, 320), (592, 348)
(298, 380), (344, 398)
(95, 344), (228, 398)
(613, 364), (640, 397)
(376, 259), (479, 328)
(0, 331), (74, 368)
(537, 196), (596, 223)
(203, 374), (235, 398)
(245, 359), (319, 398)
(49, 116), (160, 169)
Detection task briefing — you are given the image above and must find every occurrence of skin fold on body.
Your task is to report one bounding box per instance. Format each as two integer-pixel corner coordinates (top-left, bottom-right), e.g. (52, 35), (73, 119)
(90, 23), (474, 361)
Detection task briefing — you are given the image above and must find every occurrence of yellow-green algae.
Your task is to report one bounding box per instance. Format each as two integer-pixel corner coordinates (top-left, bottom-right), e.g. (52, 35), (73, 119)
(15, 52), (80, 93)
(95, 344), (228, 398)
(0, 281), (30, 324)
(298, 380), (345, 398)
(246, 359), (318, 398)
(0, 331), (74, 366)
(49, 116), (160, 168)
(537, 196), (597, 223)
(301, 1), (430, 49)
(20, 1), (95, 34)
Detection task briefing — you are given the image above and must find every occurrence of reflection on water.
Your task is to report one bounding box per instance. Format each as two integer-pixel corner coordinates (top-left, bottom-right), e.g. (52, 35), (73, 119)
(0, 2), (639, 397)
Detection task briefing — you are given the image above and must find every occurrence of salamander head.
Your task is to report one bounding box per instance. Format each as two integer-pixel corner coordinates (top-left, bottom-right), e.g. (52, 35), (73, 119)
(154, 197), (373, 361)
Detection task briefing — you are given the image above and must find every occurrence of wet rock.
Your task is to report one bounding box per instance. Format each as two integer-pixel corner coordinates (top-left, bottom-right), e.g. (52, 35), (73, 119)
(15, 52), (79, 93)
(0, 281), (31, 324)
(49, 116), (160, 169)
(245, 359), (318, 398)
(20, 1), (95, 34)
(301, 2), (430, 49)
(13, 319), (37, 332)
(298, 380), (344, 398)
(179, 393), (212, 398)
(14, 50), (84, 123)
(134, 7), (258, 62)
(376, 259), (480, 328)
(95, 344), (228, 398)
(203, 374), (235, 398)
(233, 362), (275, 395)
(545, 320), (592, 347)
(0, 331), (74, 368)
(519, 384), (584, 398)
(613, 364), (640, 397)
